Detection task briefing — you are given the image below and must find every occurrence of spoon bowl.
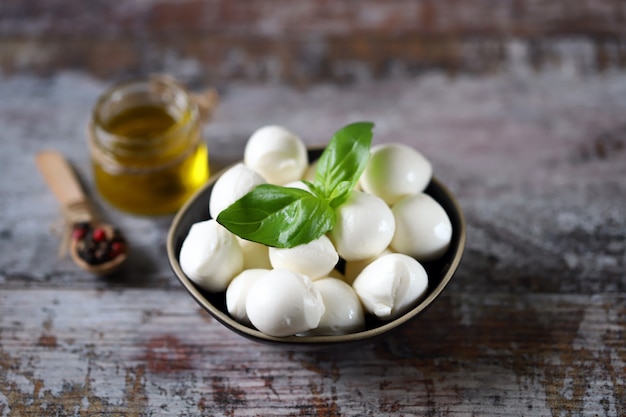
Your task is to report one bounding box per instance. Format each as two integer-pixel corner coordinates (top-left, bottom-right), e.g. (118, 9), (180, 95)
(69, 222), (128, 275)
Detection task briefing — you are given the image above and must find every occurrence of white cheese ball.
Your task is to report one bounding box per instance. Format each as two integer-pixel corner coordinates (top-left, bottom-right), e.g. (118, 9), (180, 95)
(246, 269), (325, 337)
(179, 219), (243, 292)
(306, 278), (365, 335)
(209, 163), (266, 219)
(237, 237), (272, 270)
(244, 125), (308, 185)
(269, 235), (339, 280)
(344, 248), (393, 285)
(391, 193), (452, 261)
(283, 180), (311, 192)
(226, 268), (269, 325)
(329, 190), (395, 262)
(360, 143), (432, 205)
(353, 253), (428, 320)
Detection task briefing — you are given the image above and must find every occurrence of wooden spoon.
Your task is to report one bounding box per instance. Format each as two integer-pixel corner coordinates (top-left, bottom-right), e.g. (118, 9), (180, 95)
(35, 150), (128, 275)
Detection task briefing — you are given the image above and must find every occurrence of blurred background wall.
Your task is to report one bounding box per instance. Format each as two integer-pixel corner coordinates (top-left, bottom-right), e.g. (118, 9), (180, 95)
(1, 0), (625, 87)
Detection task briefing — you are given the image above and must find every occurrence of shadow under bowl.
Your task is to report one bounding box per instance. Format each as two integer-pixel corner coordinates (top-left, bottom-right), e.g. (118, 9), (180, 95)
(167, 149), (466, 349)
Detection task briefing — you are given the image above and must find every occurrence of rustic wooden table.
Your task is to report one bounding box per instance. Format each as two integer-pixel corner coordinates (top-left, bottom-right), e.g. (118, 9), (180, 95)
(1, 69), (624, 416)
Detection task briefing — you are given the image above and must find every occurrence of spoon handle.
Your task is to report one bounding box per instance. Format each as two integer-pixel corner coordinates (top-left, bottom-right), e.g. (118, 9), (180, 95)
(35, 150), (94, 222)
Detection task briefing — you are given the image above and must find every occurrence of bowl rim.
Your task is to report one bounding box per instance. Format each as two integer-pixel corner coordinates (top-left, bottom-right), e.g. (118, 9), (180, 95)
(167, 151), (466, 346)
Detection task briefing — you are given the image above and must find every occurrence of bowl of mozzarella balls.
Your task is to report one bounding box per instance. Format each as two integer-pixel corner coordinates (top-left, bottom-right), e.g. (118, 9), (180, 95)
(167, 122), (465, 348)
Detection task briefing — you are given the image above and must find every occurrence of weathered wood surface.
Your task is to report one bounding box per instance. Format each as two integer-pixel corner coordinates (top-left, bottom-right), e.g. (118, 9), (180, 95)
(1, 68), (625, 415)
(2, 0), (625, 84)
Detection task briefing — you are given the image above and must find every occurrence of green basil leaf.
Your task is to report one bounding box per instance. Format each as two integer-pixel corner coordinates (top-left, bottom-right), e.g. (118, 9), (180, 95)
(216, 184), (335, 248)
(302, 180), (323, 199)
(328, 180), (352, 208)
(315, 121), (374, 198)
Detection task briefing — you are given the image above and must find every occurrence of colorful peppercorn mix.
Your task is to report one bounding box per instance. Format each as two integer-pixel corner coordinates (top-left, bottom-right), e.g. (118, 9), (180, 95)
(72, 222), (126, 265)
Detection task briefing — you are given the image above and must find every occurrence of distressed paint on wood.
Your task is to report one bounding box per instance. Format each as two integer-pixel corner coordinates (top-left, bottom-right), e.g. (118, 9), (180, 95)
(1, 290), (625, 415)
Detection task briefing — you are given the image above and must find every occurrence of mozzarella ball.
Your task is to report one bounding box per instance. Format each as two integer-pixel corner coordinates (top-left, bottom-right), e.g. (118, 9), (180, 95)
(344, 248), (393, 285)
(306, 278), (365, 335)
(244, 125), (308, 185)
(360, 143), (432, 205)
(246, 269), (325, 337)
(391, 193), (452, 261)
(237, 237), (272, 270)
(209, 163), (266, 219)
(179, 220), (243, 292)
(283, 180), (311, 192)
(226, 268), (269, 325)
(269, 235), (338, 280)
(329, 190), (395, 262)
(353, 253), (428, 320)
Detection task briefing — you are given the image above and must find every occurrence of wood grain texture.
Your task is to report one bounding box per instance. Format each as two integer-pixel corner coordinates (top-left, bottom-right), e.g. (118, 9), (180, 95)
(1, 0), (625, 84)
(1, 68), (625, 415)
(1, 289), (624, 416)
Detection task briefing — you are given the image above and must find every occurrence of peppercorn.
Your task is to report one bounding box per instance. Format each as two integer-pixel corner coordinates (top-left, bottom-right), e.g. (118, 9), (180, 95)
(92, 227), (106, 242)
(109, 241), (125, 258)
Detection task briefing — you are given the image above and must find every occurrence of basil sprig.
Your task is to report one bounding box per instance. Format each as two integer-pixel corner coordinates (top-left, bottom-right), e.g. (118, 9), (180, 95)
(217, 122), (374, 248)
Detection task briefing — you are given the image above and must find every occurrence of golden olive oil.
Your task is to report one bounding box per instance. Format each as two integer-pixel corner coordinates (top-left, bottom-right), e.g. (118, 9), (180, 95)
(89, 80), (209, 215)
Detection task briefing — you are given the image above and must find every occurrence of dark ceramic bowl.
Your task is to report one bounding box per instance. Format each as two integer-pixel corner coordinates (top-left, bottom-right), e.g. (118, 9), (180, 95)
(167, 149), (466, 348)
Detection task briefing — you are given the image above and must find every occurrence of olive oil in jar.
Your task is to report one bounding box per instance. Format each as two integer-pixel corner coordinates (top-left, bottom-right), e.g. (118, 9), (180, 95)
(89, 78), (209, 215)
(106, 105), (178, 138)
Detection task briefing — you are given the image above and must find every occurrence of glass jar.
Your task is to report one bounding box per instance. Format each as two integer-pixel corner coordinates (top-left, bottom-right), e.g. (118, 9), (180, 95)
(88, 77), (209, 215)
